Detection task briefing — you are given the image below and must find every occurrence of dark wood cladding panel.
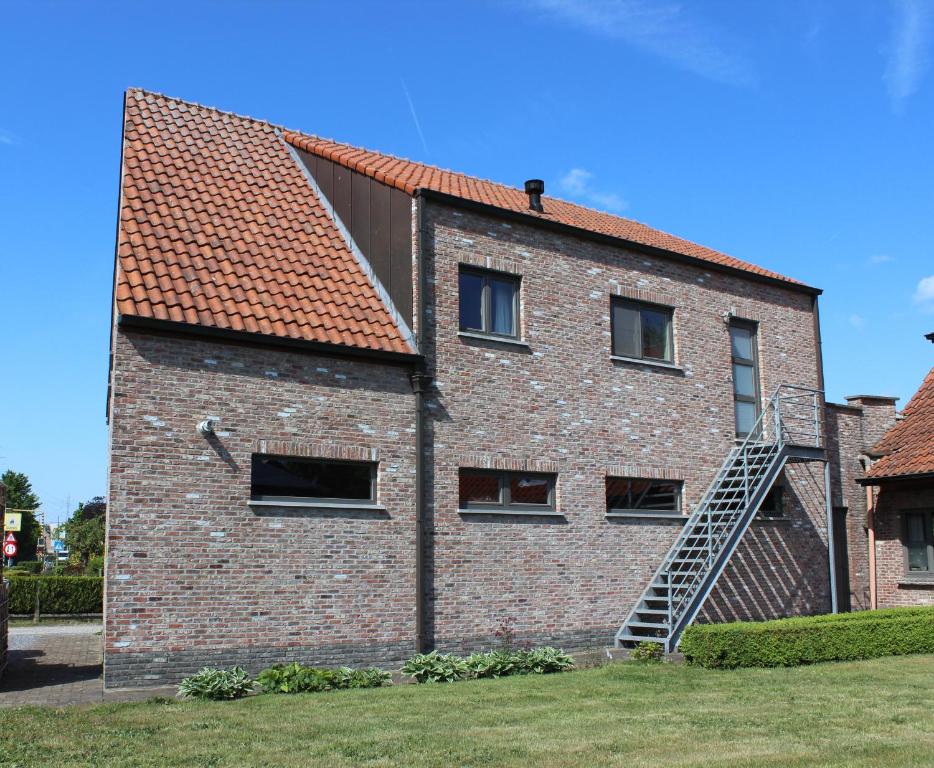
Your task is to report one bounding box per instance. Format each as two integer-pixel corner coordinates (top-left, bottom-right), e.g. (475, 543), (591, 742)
(351, 170), (371, 256)
(390, 188), (413, 322)
(369, 181), (392, 294)
(333, 162), (353, 231)
(296, 147), (413, 328)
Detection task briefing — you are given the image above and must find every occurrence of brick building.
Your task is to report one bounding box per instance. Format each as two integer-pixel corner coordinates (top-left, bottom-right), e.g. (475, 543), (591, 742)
(855, 337), (934, 609)
(106, 90), (865, 687)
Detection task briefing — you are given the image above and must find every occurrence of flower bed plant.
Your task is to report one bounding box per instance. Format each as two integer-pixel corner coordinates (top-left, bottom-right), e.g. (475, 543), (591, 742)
(256, 663), (391, 694)
(402, 647), (574, 683)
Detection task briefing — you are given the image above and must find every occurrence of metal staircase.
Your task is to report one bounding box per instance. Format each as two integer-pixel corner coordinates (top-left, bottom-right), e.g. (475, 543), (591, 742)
(616, 385), (824, 652)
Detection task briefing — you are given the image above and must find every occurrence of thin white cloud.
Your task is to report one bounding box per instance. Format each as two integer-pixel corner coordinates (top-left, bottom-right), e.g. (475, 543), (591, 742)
(914, 274), (934, 309)
(884, 0), (933, 111)
(400, 79), (430, 157)
(848, 314), (867, 329)
(869, 254), (894, 264)
(0, 128), (17, 146)
(558, 168), (627, 212)
(525, 0), (754, 87)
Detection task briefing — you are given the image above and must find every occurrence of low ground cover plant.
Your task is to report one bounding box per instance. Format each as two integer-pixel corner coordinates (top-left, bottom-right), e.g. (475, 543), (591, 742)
(256, 663), (391, 693)
(629, 641), (664, 663)
(680, 606), (934, 669)
(177, 667), (255, 700)
(403, 647), (574, 683)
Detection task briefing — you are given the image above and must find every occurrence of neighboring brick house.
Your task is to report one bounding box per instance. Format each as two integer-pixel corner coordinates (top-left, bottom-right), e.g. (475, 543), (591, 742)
(856, 339), (934, 608)
(107, 90), (845, 687)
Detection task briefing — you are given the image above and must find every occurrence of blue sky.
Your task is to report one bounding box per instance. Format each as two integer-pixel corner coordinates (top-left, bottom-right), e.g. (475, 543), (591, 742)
(1, 0), (933, 524)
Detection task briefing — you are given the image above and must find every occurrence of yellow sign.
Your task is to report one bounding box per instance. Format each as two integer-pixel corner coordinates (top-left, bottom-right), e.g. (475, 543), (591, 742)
(4, 512), (22, 532)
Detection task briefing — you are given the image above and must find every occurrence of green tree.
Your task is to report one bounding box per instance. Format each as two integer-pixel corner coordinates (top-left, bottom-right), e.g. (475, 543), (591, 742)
(1, 469), (42, 562)
(61, 496), (106, 565)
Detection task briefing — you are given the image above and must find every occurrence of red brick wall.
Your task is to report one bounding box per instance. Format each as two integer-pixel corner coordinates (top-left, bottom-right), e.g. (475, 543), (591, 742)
(105, 331), (418, 686)
(874, 484), (934, 607)
(107, 197), (837, 685)
(419, 200), (830, 650)
(825, 403), (871, 609)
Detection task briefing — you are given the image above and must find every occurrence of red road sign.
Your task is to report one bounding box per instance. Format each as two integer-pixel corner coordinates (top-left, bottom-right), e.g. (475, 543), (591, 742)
(3, 540), (17, 558)
(3, 532), (15, 545)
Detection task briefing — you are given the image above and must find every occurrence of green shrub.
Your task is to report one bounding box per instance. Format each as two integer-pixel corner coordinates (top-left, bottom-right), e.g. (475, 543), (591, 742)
(401, 651), (470, 683)
(332, 666), (392, 689)
(9, 561), (42, 575)
(515, 647), (575, 674)
(406, 648), (575, 683)
(680, 607), (934, 669)
(256, 663), (390, 694)
(465, 650), (521, 679)
(6, 575), (102, 614)
(630, 641), (664, 664)
(86, 555), (105, 577)
(178, 667), (254, 700)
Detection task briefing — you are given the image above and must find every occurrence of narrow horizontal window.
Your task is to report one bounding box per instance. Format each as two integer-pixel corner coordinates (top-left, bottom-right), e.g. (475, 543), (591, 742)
(250, 454), (376, 504)
(606, 477), (682, 513)
(459, 267), (520, 339)
(459, 469), (556, 511)
(611, 298), (673, 363)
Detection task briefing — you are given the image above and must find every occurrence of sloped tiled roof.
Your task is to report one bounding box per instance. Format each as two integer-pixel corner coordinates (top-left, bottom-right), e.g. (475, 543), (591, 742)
(116, 90), (815, 359)
(115, 90), (413, 354)
(866, 367), (934, 480)
(283, 132), (812, 290)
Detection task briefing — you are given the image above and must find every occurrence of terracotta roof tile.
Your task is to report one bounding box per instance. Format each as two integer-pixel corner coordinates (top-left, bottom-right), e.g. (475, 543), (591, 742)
(866, 367), (934, 479)
(116, 90), (413, 355)
(118, 90), (815, 359)
(282, 131), (811, 290)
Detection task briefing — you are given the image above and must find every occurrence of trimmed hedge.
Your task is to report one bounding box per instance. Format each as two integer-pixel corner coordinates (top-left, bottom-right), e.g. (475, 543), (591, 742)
(680, 607), (934, 669)
(6, 576), (103, 614)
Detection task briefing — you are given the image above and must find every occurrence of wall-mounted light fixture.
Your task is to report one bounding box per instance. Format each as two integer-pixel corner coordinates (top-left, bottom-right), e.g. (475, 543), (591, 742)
(197, 419), (216, 437)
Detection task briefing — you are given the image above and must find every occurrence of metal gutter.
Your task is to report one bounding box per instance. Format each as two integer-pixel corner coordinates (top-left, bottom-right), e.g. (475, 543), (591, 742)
(117, 314), (422, 367)
(416, 189), (823, 297)
(857, 471), (934, 486)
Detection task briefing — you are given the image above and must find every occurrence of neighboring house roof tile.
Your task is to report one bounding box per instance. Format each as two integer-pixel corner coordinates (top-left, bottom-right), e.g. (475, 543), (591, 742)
(115, 90), (413, 355)
(283, 132), (812, 290)
(866, 367), (934, 480)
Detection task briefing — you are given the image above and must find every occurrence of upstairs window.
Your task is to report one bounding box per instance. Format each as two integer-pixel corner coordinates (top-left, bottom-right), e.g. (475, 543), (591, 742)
(611, 298), (673, 362)
(459, 267), (520, 339)
(606, 477), (682, 514)
(905, 511), (934, 572)
(459, 469), (555, 511)
(250, 455), (376, 504)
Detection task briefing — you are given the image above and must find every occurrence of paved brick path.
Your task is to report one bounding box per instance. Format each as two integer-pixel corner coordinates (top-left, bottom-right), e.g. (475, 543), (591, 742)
(0, 624), (174, 708)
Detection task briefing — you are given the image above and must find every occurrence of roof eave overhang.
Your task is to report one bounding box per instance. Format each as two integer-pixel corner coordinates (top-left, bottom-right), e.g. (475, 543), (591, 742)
(858, 470), (934, 486)
(117, 314), (422, 367)
(415, 189), (822, 297)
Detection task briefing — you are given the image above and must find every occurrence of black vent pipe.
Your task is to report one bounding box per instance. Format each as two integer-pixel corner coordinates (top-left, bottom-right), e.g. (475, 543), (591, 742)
(524, 179), (544, 212)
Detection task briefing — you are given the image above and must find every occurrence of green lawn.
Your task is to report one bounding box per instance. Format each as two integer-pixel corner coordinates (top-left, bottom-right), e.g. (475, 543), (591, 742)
(3, 656), (933, 767)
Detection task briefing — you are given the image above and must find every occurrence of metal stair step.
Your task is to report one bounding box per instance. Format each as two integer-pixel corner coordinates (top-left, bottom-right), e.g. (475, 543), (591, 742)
(616, 634), (667, 645)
